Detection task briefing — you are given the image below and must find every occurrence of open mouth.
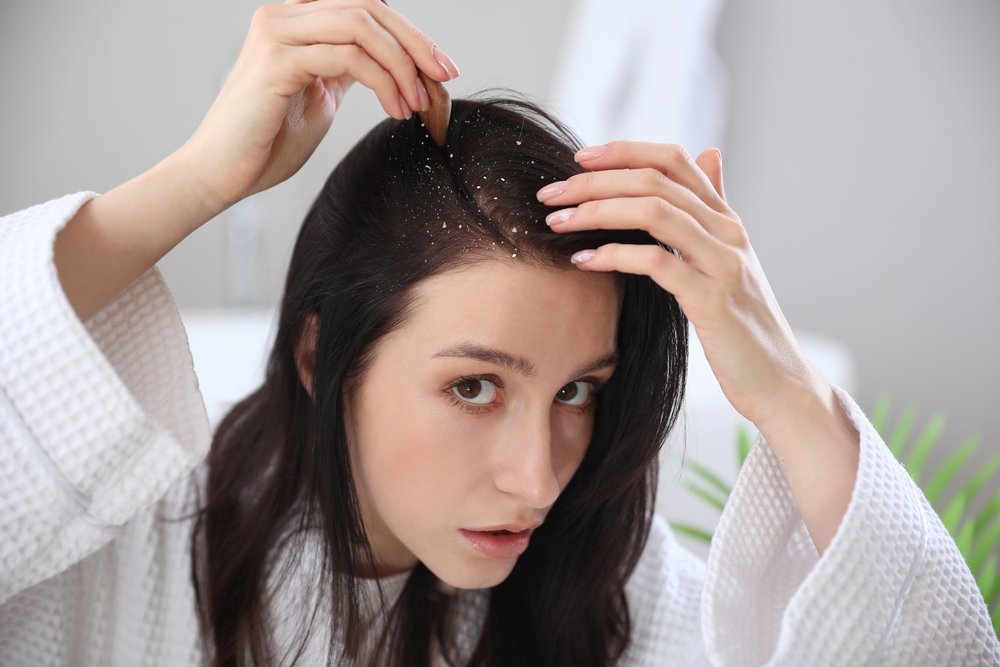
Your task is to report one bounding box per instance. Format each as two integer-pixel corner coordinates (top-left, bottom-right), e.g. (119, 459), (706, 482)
(460, 527), (534, 559)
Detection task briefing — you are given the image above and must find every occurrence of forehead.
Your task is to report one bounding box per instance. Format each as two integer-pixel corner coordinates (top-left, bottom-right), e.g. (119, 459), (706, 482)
(383, 260), (621, 366)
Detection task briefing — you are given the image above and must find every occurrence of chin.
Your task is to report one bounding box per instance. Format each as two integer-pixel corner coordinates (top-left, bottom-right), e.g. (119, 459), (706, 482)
(426, 556), (518, 591)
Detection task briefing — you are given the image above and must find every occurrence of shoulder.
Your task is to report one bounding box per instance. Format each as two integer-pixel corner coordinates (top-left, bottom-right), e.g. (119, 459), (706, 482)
(622, 514), (708, 664)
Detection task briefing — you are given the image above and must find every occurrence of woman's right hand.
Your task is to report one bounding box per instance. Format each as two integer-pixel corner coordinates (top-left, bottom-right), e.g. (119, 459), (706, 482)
(53, 0), (459, 323)
(179, 0), (460, 212)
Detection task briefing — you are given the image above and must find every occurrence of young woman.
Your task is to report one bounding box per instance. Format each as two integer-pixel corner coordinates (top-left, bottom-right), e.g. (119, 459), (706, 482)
(1, 2), (996, 665)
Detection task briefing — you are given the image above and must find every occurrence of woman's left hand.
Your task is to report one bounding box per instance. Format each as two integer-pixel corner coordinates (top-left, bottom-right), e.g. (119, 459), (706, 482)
(537, 141), (826, 434)
(539, 142), (864, 556)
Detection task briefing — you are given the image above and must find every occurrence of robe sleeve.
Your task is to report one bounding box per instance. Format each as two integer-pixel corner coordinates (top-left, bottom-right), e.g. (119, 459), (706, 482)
(701, 384), (1000, 666)
(0, 192), (211, 604)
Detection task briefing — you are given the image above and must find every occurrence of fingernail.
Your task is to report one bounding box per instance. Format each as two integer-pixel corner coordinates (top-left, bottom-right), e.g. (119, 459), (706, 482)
(398, 93), (412, 119)
(713, 147), (722, 160)
(571, 249), (596, 264)
(575, 145), (608, 161)
(546, 208), (576, 226)
(432, 44), (460, 79)
(536, 181), (567, 202)
(415, 77), (430, 112)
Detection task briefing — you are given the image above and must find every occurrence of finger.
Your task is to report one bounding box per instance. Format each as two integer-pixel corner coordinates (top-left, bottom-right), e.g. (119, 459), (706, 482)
(695, 148), (726, 201)
(368, 0), (461, 80)
(573, 141), (731, 216)
(570, 243), (707, 302)
(537, 167), (735, 239)
(545, 196), (724, 274)
(271, 6), (424, 113)
(284, 0), (459, 82)
(288, 43), (411, 119)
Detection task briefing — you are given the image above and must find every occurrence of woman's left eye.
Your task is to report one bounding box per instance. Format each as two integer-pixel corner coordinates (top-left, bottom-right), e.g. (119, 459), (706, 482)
(555, 381), (593, 407)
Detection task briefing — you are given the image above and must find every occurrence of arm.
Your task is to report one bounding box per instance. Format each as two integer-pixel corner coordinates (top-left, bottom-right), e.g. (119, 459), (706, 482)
(53, 148), (223, 323)
(543, 140), (861, 557)
(753, 368), (860, 557)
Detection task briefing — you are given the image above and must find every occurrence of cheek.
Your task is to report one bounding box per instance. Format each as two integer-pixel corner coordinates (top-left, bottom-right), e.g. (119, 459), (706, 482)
(353, 388), (484, 510)
(551, 409), (595, 481)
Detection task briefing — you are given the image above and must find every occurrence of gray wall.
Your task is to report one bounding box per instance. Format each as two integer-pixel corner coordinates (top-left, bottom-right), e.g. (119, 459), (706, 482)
(2, 1), (997, 512)
(715, 0), (1000, 510)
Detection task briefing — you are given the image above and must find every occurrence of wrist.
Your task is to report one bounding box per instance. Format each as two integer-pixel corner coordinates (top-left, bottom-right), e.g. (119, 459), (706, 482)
(162, 145), (235, 228)
(756, 373), (857, 452)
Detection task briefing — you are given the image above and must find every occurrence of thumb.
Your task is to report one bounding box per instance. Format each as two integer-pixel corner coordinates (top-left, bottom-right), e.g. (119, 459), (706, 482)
(696, 148), (726, 202)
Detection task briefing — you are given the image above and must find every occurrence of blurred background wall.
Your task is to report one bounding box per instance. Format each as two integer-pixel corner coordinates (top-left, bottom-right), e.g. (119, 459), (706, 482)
(2, 1), (998, 556)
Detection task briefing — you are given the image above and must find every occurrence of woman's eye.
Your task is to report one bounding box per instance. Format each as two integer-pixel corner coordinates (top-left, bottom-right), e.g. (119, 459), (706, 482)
(555, 381), (592, 407)
(450, 378), (498, 405)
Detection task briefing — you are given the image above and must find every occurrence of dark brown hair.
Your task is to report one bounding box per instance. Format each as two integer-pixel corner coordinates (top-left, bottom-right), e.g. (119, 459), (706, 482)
(188, 90), (688, 666)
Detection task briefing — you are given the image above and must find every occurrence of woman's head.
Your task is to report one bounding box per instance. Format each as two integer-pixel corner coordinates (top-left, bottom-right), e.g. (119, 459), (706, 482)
(193, 92), (688, 666)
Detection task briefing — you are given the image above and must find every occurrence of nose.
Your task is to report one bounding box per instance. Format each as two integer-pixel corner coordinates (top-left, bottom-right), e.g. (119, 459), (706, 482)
(492, 409), (561, 509)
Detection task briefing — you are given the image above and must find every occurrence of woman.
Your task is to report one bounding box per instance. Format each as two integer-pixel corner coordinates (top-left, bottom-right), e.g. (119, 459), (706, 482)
(1, 1), (996, 665)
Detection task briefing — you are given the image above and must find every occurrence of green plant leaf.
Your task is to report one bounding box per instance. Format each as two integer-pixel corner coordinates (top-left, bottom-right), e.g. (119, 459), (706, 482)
(888, 407), (918, 460)
(904, 414), (946, 484)
(960, 450), (1000, 514)
(686, 460), (732, 499)
(955, 517), (976, 561)
(974, 486), (1000, 535)
(979, 556), (997, 608)
(923, 434), (980, 506)
(870, 393), (891, 437)
(970, 514), (1000, 576)
(737, 424), (752, 467)
(940, 493), (967, 535)
(668, 521), (713, 545)
(984, 557), (1000, 611)
(681, 481), (727, 513)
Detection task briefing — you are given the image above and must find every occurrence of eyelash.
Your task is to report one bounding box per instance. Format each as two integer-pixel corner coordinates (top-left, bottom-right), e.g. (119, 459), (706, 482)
(443, 374), (503, 415)
(443, 374), (605, 416)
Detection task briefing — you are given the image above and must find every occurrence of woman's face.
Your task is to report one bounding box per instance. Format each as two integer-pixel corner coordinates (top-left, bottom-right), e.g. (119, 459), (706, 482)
(343, 258), (620, 589)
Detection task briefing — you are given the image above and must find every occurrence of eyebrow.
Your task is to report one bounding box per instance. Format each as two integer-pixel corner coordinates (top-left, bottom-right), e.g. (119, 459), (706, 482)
(432, 342), (618, 379)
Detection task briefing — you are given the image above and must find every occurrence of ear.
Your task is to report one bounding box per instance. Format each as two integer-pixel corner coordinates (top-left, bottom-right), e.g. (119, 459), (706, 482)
(294, 313), (319, 400)
(695, 147), (726, 201)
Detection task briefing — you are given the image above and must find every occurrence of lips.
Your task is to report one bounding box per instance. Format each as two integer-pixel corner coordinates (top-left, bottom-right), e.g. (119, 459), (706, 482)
(460, 527), (535, 559)
(468, 521), (542, 534)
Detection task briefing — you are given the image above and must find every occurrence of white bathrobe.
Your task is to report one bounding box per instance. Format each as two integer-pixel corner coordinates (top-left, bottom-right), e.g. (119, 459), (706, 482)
(1, 192), (997, 665)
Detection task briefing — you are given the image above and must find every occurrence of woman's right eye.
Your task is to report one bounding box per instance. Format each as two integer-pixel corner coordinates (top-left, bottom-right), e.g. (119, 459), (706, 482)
(450, 378), (498, 405)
